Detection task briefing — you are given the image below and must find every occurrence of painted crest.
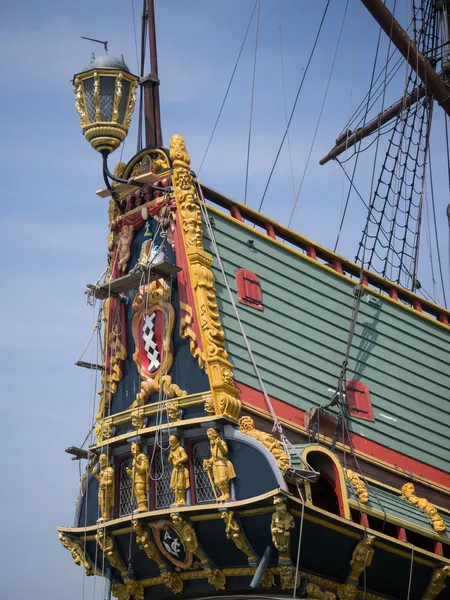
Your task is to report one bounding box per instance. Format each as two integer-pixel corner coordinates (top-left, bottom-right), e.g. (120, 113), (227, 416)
(151, 519), (192, 569)
(132, 280), (175, 387)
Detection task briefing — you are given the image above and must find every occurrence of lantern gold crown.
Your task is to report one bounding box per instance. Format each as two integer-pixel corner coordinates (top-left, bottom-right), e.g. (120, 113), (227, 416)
(73, 54), (139, 154)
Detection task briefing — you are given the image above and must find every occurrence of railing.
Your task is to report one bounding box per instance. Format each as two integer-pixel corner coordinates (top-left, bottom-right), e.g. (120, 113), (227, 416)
(199, 181), (450, 328)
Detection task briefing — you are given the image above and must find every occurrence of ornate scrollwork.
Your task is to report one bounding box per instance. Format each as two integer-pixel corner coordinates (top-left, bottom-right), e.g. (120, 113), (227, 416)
(260, 569), (275, 589)
(123, 578), (144, 600)
(130, 280), (186, 408)
(124, 81), (138, 129)
(73, 77), (87, 126)
(170, 514), (208, 565)
(133, 521), (167, 569)
(161, 572), (183, 595)
(278, 565), (296, 589)
(112, 583), (130, 600)
(96, 528), (126, 571)
(344, 469), (369, 504)
(59, 534), (93, 576)
(179, 300), (205, 368)
(204, 567), (226, 590)
(348, 535), (375, 583)
(271, 497), (295, 563)
(307, 583), (337, 599)
(221, 511), (256, 563)
(424, 565), (450, 600)
(170, 134), (241, 421)
(167, 400), (181, 422)
(337, 583), (359, 600)
(238, 416), (290, 473)
(401, 482), (447, 533)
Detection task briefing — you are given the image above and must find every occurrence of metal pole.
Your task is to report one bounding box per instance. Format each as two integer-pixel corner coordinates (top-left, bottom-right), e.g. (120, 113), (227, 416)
(359, 0), (450, 116)
(104, 568), (112, 600)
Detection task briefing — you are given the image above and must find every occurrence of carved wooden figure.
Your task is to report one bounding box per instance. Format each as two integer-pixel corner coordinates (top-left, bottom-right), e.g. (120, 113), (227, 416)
(126, 443), (150, 512)
(168, 435), (190, 505)
(202, 428), (236, 501)
(92, 453), (115, 521)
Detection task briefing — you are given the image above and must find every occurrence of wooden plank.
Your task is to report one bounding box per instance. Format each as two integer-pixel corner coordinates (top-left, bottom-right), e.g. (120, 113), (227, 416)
(86, 261), (181, 299)
(95, 171), (163, 198)
(75, 360), (105, 371)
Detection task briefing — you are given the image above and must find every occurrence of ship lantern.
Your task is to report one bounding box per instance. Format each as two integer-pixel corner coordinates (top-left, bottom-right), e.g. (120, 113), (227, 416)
(73, 54), (139, 154)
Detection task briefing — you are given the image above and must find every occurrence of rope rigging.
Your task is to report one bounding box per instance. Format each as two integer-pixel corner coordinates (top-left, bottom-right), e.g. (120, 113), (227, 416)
(355, 0), (439, 290)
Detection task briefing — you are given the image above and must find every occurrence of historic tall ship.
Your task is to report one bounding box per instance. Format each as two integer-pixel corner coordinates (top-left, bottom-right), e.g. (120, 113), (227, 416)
(58, 2), (450, 599)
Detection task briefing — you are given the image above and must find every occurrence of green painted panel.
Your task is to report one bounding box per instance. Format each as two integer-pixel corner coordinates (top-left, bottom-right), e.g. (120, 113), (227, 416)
(204, 209), (450, 473)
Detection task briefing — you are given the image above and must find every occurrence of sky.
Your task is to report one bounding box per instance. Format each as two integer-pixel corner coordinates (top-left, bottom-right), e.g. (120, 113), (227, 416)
(0, 1), (449, 599)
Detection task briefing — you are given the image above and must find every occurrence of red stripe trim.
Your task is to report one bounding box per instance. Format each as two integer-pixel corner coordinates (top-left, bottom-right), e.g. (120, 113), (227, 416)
(235, 381), (450, 489)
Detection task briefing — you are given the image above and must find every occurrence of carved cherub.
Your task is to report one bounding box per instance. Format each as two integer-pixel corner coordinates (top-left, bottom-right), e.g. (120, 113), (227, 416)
(117, 225), (134, 273)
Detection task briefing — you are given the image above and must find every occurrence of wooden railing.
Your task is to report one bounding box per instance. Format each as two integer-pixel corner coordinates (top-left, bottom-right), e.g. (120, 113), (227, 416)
(199, 181), (450, 328)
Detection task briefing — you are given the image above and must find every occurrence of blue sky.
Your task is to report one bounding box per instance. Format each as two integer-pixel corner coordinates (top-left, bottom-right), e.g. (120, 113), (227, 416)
(1, 1), (449, 598)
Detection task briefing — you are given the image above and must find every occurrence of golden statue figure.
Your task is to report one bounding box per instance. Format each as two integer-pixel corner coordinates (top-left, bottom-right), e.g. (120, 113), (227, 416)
(306, 583), (337, 600)
(425, 565), (450, 600)
(168, 435), (190, 505)
(202, 428), (236, 501)
(92, 454), (115, 521)
(270, 497), (295, 562)
(126, 443), (150, 512)
(348, 535), (375, 583)
(221, 511), (256, 562)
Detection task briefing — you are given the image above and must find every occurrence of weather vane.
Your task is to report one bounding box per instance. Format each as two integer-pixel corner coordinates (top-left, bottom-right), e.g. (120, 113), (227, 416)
(81, 36), (108, 53)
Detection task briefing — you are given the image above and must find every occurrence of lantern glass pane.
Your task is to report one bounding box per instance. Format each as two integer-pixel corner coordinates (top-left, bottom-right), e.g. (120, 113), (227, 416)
(100, 76), (116, 122)
(118, 79), (131, 124)
(83, 77), (96, 123)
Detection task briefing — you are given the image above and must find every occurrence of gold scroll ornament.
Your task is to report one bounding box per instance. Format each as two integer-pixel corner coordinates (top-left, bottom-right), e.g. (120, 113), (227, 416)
(221, 510), (257, 563)
(132, 521), (167, 570)
(170, 134), (241, 421)
(238, 416), (290, 473)
(59, 534), (94, 576)
(423, 565), (450, 600)
(130, 280), (186, 409)
(344, 468), (369, 504)
(401, 482), (447, 533)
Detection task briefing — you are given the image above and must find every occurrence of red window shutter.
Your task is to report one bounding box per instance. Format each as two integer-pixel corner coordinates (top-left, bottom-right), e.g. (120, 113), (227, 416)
(235, 268), (263, 311)
(346, 380), (374, 422)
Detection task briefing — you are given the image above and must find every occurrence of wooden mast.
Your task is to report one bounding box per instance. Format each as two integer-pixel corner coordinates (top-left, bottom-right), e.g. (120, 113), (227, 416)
(142, 0), (163, 147)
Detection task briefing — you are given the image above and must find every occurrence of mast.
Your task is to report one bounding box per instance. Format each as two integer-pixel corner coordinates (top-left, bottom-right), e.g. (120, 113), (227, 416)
(142, 0), (163, 147)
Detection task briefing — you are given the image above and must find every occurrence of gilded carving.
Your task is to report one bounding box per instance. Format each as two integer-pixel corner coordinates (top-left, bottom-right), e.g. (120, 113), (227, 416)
(59, 534), (93, 576)
(203, 394), (215, 415)
(131, 407), (146, 429)
(221, 511), (256, 563)
(96, 528), (125, 572)
(179, 301), (205, 369)
(238, 416), (290, 473)
(126, 443), (150, 512)
(124, 579), (144, 600)
(161, 571), (183, 595)
(271, 497), (295, 562)
(93, 72), (101, 121)
(278, 564), (296, 589)
(401, 482), (447, 533)
(307, 583), (337, 600)
(132, 521), (167, 569)
(170, 514), (208, 565)
(204, 567), (226, 590)
(348, 535), (375, 583)
(203, 428), (236, 501)
(167, 400), (181, 422)
(423, 565), (450, 600)
(168, 436), (190, 505)
(337, 583), (359, 600)
(344, 469), (369, 504)
(73, 77), (87, 126)
(112, 73), (123, 123)
(260, 569), (275, 589)
(124, 80), (138, 129)
(95, 420), (115, 444)
(112, 583), (130, 600)
(130, 280), (186, 407)
(152, 153), (170, 173)
(92, 454), (115, 521)
(170, 134), (241, 421)
(117, 224), (134, 273)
